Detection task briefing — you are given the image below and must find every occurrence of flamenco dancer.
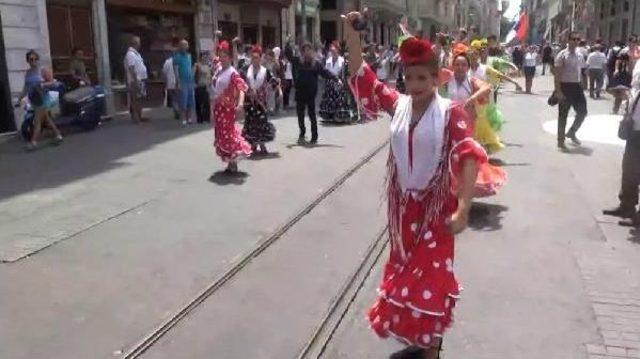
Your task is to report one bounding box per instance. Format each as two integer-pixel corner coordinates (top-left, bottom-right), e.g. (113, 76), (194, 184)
(467, 45), (521, 153)
(210, 41), (252, 173)
(344, 11), (487, 359)
(240, 45), (277, 154)
(440, 44), (507, 197)
(319, 42), (354, 123)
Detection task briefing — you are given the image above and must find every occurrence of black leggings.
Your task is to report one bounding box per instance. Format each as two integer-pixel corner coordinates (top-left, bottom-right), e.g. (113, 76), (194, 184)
(296, 96), (317, 140)
(195, 86), (210, 123)
(558, 82), (587, 143)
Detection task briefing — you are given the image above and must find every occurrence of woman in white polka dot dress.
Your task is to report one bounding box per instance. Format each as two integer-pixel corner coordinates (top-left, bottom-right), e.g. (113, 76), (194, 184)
(344, 13), (487, 359)
(210, 41), (252, 173)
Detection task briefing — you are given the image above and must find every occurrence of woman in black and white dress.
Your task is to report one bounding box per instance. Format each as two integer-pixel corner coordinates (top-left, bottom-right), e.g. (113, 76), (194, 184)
(319, 42), (354, 123)
(241, 45), (277, 154)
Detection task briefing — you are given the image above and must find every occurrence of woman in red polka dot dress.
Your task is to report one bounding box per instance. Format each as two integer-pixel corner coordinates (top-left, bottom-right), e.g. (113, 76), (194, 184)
(344, 13), (487, 359)
(210, 41), (252, 173)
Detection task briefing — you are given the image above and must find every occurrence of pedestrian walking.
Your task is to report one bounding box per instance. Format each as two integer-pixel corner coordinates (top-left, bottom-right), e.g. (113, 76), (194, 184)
(344, 14), (486, 359)
(607, 53), (632, 114)
(552, 31), (587, 150)
(280, 54), (294, 110)
(621, 35), (640, 71)
(240, 45), (277, 154)
(607, 41), (624, 87)
(542, 43), (553, 75)
(210, 40), (252, 174)
(173, 39), (195, 125)
(523, 45), (539, 94)
(586, 45), (607, 99)
(285, 38), (339, 144)
(194, 51), (212, 124)
(603, 59), (640, 226)
(162, 44), (180, 120)
(577, 40), (589, 90)
(512, 45), (524, 74)
(124, 36), (148, 123)
(18, 50), (63, 150)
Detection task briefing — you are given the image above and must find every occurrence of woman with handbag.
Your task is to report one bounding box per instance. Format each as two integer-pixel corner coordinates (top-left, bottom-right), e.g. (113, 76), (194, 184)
(603, 59), (640, 226)
(18, 50), (63, 151)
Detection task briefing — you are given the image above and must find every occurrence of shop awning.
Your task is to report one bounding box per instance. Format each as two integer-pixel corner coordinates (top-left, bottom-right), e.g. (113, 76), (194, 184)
(107, 0), (196, 13)
(251, 0), (293, 7)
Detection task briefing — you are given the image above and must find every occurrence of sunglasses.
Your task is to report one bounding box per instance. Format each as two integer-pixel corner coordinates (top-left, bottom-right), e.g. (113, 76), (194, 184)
(569, 37), (580, 41)
(28, 57), (38, 62)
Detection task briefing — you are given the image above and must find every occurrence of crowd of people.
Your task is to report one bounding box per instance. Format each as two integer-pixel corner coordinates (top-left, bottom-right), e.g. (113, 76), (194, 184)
(15, 13), (640, 357)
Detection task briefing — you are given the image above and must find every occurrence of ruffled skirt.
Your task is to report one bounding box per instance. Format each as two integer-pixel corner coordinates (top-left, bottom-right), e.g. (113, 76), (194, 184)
(242, 101), (276, 144)
(213, 102), (253, 162)
(474, 103), (505, 154)
(319, 79), (354, 122)
(368, 197), (459, 348)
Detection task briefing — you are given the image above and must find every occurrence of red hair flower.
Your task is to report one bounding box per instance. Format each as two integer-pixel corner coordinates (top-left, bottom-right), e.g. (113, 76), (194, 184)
(251, 44), (263, 55)
(217, 40), (230, 54)
(399, 37), (435, 66)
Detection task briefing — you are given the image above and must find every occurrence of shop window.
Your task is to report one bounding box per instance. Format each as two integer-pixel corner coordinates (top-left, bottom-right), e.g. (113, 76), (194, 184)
(242, 25), (258, 45)
(600, 1), (606, 19)
(218, 21), (238, 43)
(262, 26), (276, 48)
(321, 20), (337, 44)
(622, 19), (628, 38)
(624, 0), (630, 11)
(320, 0), (337, 10)
(611, 0), (617, 16)
(47, 4), (96, 85)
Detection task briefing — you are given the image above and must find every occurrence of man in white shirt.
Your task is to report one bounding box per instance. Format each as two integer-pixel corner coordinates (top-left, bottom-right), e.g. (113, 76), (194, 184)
(124, 36), (148, 123)
(586, 45), (607, 98)
(162, 41), (179, 119)
(553, 31), (588, 149)
(603, 59), (640, 226)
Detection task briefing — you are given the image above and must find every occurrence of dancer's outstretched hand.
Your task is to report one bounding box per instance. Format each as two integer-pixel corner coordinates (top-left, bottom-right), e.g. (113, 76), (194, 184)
(446, 210), (469, 234)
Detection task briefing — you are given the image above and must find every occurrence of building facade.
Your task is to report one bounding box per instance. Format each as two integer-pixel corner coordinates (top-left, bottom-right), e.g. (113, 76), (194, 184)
(0, 0), (295, 132)
(524, 0), (639, 44)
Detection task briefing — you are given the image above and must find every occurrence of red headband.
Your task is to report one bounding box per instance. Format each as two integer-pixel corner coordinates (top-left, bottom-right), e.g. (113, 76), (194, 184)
(399, 37), (435, 66)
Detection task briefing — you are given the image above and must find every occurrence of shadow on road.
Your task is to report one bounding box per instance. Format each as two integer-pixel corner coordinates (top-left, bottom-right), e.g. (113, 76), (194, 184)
(628, 228), (640, 244)
(247, 152), (281, 161)
(488, 158), (531, 167)
(320, 121), (358, 127)
(561, 145), (594, 156)
(285, 142), (344, 149)
(468, 202), (509, 231)
(208, 171), (250, 185)
(0, 110), (208, 201)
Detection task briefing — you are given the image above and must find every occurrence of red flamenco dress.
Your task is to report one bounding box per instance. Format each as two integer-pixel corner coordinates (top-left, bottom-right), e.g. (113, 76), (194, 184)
(211, 65), (253, 162)
(349, 63), (487, 348)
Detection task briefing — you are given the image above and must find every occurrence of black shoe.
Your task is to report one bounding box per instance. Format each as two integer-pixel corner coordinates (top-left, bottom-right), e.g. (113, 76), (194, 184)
(567, 133), (582, 145)
(309, 138), (318, 144)
(603, 206), (637, 218)
(619, 215), (640, 227)
(390, 346), (425, 359)
(297, 136), (306, 145)
(558, 141), (568, 150)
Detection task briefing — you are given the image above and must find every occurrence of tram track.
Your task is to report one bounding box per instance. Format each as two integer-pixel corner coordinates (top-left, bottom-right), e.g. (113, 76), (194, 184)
(121, 139), (390, 359)
(297, 227), (388, 359)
